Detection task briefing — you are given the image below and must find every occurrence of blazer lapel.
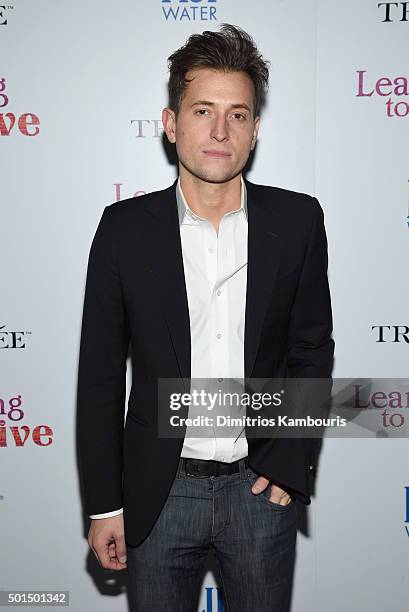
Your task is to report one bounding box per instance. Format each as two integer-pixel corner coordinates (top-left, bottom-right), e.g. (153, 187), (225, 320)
(143, 179), (191, 384)
(244, 179), (282, 379)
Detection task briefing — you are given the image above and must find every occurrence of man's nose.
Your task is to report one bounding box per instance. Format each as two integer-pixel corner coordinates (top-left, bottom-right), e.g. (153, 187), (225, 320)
(210, 116), (229, 142)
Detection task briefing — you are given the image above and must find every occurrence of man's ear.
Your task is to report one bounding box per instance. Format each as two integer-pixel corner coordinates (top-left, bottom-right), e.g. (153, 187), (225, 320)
(250, 116), (260, 151)
(162, 107), (177, 144)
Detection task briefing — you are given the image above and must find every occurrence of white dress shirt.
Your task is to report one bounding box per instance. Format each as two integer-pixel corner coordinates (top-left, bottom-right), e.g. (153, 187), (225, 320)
(90, 176), (249, 519)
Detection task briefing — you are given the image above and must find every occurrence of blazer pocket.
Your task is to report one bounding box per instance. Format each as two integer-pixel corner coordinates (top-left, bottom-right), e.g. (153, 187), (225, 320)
(126, 411), (148, 428)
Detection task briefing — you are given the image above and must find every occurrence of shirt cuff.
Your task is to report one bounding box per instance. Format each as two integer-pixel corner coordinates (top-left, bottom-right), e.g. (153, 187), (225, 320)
(89, 508), (123, 519)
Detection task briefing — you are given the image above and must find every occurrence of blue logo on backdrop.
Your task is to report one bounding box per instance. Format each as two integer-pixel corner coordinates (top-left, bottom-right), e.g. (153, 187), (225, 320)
(404, 486), (409, 537)
(161, 0), (217, 21)
(201, 586), (224, 611)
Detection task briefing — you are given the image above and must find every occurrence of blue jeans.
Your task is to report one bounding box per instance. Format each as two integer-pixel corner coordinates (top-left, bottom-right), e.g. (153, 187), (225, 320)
(126, 458), (297, 611)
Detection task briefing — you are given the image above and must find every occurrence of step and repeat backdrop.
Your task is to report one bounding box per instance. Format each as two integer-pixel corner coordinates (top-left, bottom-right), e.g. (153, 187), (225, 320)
(1, 1), (408, 610)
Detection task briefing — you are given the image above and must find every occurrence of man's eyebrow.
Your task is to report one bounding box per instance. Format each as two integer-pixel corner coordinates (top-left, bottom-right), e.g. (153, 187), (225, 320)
(191, 100), (251, 112)
(230, 103), (251, 112)
(191, 100), (214, 107)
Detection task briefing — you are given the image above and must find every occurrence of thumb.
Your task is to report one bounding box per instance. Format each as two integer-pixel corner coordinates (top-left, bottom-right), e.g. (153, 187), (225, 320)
(251, 476), (269, 494)
(114, 534), (127, 564)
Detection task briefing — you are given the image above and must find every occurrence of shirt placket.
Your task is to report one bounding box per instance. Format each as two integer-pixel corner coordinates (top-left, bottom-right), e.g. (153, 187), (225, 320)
(212, 213), (236, 463)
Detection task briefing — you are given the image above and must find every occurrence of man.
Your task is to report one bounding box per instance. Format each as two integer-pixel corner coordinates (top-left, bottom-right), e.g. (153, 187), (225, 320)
(77, 24), (334, 611)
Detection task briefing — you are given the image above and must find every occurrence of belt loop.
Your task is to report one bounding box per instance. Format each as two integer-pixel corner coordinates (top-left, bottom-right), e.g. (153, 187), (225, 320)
(177, 457), (185, 479)
(239, 457), (248, 481)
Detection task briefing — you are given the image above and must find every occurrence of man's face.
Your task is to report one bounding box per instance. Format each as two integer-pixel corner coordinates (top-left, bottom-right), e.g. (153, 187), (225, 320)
(162, 68), (260, 184)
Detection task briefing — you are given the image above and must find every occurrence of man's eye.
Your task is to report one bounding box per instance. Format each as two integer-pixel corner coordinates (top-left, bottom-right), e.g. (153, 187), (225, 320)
(195, 109), (209, 116)
(232, 113), (246, 120)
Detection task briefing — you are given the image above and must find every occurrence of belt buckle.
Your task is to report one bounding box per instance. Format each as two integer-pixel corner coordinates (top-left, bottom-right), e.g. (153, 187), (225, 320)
(185, 459), (210, 479)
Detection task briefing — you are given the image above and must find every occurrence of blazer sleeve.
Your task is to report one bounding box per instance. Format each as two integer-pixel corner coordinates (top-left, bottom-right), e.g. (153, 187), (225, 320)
(287, 196), (335, 487)
(286, 196), (334, 379)
(77, 205), (130, 516)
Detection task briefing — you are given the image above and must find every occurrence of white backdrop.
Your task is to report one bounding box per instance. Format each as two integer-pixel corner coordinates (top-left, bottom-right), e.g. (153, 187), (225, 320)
(1, 1), (408, 610)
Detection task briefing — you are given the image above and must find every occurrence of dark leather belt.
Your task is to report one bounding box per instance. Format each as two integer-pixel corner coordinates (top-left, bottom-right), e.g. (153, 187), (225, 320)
(181, 456), (249, 478)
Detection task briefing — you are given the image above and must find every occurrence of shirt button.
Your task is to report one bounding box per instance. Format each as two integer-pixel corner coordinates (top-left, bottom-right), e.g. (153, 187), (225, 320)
(216, 290), (221, 296)
(217, 378), (223, 383)
(219, 456), (225, 462)
(216, 333), (222, 340)
(208, 248), (214, 254)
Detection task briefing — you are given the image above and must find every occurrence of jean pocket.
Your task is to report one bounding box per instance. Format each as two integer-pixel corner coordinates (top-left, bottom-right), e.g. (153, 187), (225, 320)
(246, 467), (294, 510)
(261, 485), (295, 510)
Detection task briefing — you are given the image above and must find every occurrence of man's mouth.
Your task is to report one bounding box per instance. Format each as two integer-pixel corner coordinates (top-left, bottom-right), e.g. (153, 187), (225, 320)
(203, 150), (232, 158)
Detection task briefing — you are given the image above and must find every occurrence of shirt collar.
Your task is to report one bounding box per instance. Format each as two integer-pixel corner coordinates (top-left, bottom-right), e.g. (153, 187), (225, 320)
(176, 176), (248, 227)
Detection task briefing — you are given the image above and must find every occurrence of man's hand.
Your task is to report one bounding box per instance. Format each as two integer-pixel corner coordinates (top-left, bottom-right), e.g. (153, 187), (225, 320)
(251, 476), (292, 506)
(88, 514), (127, 570)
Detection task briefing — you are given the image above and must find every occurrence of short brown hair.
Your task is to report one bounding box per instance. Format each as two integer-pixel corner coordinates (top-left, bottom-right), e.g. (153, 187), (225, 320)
(167, 23), (270, 118)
